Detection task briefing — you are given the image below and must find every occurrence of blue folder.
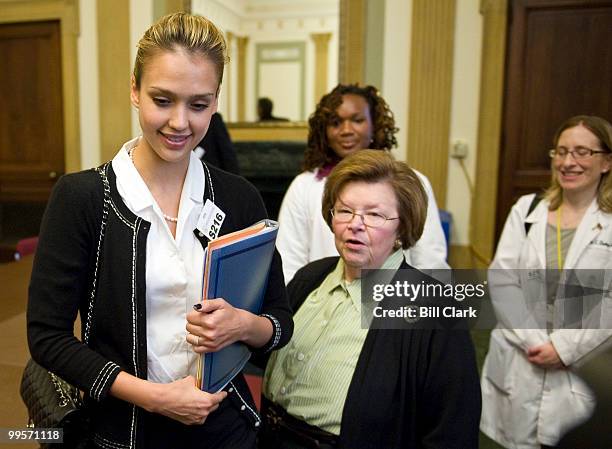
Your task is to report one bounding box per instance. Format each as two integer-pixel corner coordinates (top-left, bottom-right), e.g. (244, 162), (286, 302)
(199, 220), (278, 392)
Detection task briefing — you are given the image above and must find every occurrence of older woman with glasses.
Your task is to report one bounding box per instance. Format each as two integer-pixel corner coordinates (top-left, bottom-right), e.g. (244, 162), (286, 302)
(481, 115), (612, 448)
(258, 150), (481, 449)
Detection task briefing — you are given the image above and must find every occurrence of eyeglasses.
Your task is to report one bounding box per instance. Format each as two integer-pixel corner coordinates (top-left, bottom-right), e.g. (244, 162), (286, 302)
(330, 207), (399, 228)
(549, 147), (608, 160)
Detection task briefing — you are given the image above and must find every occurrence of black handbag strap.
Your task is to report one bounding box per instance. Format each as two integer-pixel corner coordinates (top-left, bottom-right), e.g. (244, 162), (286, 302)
(524, 194), (542, 235)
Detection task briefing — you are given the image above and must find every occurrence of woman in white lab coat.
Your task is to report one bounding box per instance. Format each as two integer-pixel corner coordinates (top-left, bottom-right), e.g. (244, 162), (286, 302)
(481, 115), (612, 448)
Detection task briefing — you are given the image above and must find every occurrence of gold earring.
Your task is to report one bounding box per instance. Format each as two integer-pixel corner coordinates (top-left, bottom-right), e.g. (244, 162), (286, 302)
(394, 239), (402, 250)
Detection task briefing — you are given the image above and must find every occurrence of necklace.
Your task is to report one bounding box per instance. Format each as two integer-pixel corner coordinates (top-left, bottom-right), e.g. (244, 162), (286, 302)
(128, 147), (179, 223)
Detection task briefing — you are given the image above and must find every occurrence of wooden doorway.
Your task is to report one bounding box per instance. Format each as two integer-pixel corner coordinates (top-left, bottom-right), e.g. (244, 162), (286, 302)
(496, 0), (612, 239)
(0, 20), (64, 251)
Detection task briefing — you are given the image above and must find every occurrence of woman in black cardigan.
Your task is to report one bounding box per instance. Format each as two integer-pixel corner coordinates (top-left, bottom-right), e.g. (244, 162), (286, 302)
(27, 13), (292, 449)
(259, 150), (481, 449)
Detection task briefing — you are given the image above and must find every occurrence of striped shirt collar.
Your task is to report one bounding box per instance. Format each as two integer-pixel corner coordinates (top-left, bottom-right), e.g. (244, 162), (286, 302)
(318, 249), (405, 310)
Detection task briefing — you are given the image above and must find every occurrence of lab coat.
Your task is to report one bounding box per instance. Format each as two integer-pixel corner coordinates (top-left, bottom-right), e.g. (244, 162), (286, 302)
(481, 193), (612, 448)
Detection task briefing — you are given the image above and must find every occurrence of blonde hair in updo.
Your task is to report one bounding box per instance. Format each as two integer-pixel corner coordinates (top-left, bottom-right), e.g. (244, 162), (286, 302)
(133, 12), (229, 91)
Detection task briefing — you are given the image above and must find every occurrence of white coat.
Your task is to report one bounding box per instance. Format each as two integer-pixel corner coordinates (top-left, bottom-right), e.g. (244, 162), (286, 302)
(481, 193), (612, 449)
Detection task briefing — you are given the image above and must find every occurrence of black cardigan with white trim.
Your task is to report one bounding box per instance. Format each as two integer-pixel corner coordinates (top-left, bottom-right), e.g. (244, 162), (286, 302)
(27, 161), (292, 449)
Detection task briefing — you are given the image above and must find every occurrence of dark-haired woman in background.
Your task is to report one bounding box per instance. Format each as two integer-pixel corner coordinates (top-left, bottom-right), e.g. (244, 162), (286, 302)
(276, 84), (448, 283)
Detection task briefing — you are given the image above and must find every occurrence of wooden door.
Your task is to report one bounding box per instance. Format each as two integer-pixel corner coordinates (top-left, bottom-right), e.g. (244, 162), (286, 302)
(496, 0), (612, 238)
(0, 20), (64, 203)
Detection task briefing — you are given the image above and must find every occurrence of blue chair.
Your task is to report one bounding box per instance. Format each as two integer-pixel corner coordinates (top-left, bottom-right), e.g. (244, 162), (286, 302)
(438, 210), (452, 256)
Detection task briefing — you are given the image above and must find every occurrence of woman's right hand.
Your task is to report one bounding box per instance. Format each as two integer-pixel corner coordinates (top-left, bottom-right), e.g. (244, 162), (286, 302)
(152, 376), (227, 425)
(527, 342), (565, 370)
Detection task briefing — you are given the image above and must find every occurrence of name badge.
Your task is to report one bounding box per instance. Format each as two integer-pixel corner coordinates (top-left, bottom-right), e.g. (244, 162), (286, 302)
(197, 199), (226, 241)
(527, 270), (541, 280)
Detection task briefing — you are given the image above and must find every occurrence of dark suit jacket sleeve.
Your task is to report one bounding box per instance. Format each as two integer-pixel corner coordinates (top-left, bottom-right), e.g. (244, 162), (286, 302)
(214, 113), (240, 175)
(200, 113), (240, 175)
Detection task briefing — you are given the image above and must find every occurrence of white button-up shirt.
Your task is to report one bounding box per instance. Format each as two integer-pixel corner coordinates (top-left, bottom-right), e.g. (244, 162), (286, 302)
(112, 137), (205, 383)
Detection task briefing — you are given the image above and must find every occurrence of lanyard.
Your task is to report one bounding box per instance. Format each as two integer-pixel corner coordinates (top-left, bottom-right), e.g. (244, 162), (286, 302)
(556, 205), (563, 270)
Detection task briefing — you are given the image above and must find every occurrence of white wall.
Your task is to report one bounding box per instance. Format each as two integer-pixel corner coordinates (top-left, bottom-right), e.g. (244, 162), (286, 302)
(78, 0), (100, 169)
(191, 0), (242, 117)
(242, 18), (337, 122)
(446, 0), (482, 245)
(77, 0), (153, 169)
(381, 0), (412, 163)
(130, 0), (154, 138)
(192, 0), (242, 31)
(381, 0), (482, 247)
(193, 0), (339, 122)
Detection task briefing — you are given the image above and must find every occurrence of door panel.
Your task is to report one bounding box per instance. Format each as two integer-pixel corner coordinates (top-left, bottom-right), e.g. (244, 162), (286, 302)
(0, 20), (64, 202)
(496, 0), (612, 238)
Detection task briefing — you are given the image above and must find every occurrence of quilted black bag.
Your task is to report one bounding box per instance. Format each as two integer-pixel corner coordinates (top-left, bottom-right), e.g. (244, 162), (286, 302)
(20, 358), (89, 448)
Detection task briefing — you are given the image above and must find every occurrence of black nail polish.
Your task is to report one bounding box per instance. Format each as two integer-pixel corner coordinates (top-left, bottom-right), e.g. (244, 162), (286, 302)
(193, 303), (202, 310)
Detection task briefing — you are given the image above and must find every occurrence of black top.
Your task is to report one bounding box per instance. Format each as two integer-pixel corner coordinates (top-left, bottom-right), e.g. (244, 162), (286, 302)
(281, 257), (482, 449)
(27, 161), (293, 449)
(197, 113), (240, 174)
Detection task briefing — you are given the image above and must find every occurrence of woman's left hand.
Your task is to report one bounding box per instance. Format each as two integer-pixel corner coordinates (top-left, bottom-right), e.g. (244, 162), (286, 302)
(186, 299), (246, 353)
(527, 342), (565, 369)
